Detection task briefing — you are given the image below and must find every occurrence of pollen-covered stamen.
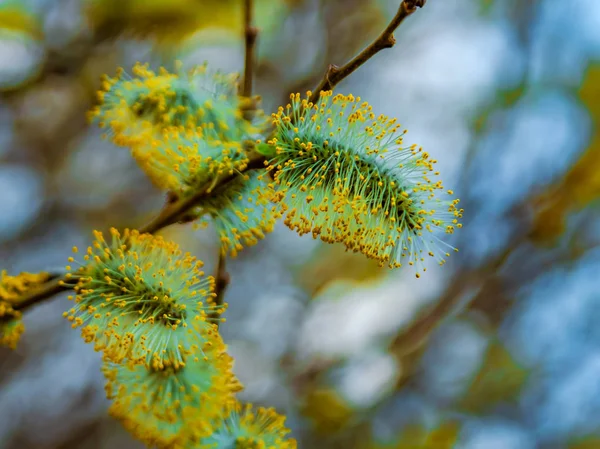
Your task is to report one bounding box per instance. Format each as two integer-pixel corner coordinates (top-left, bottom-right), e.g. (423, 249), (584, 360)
(65, 228), (224, 368)
(104, 329), (242, 449)
(268, 91), (463, 274)
(0, 270), (51, 350)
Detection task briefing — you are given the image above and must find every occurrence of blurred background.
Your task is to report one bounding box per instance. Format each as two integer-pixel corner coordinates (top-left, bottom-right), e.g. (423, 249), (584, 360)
(1, 0), (600, 447)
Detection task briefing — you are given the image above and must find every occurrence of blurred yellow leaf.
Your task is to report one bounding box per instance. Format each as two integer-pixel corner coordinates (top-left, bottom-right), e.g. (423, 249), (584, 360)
(88, 0), (239, 41)
(460, 340), (527, 413)
(301, 388), (354, 434)
(0, 0), (42, 39)
(371, 422), (460, 449)
(569, 437), (600, 449)
(87, 0), (292, 43)
(530, 63), (600, 243)
(296, 243), (387, 297)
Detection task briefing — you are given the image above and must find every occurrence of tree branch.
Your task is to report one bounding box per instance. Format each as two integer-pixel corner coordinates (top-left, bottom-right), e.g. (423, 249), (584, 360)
(10, 276), (72, 312)
(12, 151), (266, 312)
(9, 1), (424, 314)
(242, 0), (258, 99)
(308, 0), (425, 104)
(210, 250), (230, 327)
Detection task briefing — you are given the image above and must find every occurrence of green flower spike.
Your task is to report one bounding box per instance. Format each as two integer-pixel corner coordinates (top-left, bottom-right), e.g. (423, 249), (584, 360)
(104, 329), (243, 449)
(198, 401), (297, 449)
(65, 228), (223, 368)
(267, 91), (463, 277)
(90, 62), (262, 150)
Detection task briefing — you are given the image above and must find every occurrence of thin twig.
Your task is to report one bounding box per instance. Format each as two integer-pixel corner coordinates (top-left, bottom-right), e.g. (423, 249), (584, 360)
(242, 0), (258, 99)
(308, 0), (425, 104)
(210, 250), (230, 327)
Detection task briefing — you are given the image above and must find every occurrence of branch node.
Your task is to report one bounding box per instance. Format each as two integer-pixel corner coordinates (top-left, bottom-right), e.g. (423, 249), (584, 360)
(383, 35), (396, 48)
(404, 0), (426, 11)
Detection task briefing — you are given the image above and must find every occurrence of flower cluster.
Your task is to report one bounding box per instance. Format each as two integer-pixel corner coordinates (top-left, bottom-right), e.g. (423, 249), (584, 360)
(65, 228), (294, 448)
(75, 60), (462, 448)
(267, 91), (463, 276)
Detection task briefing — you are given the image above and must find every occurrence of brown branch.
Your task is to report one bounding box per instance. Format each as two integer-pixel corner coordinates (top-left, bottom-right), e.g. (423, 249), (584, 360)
(13, 151), (266, 313)
(242, 0), (258, 99)
(308, 0), (425, 104)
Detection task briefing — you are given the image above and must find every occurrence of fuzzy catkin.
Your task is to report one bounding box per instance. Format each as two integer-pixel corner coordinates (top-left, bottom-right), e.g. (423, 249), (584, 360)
(268, 91), (462, 276)
(65, 228), (223, 368)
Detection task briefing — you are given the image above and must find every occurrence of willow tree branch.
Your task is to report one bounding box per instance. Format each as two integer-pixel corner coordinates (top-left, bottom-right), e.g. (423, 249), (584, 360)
(308, 0), (425, 104)
(11, 151), (267, 312)
(9, 1), (423, 314)
(242, 0), (258, 99)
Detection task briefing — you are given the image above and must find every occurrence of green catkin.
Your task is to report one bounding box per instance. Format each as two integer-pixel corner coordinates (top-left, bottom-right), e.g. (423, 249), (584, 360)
(104, 328), (242, 449)
(197, 401), (297, 449)
(268, 91), (463, 276)
(65, 228), (223, 368)
(89, 62), (262, 149)
(131, 124), (250, 193)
